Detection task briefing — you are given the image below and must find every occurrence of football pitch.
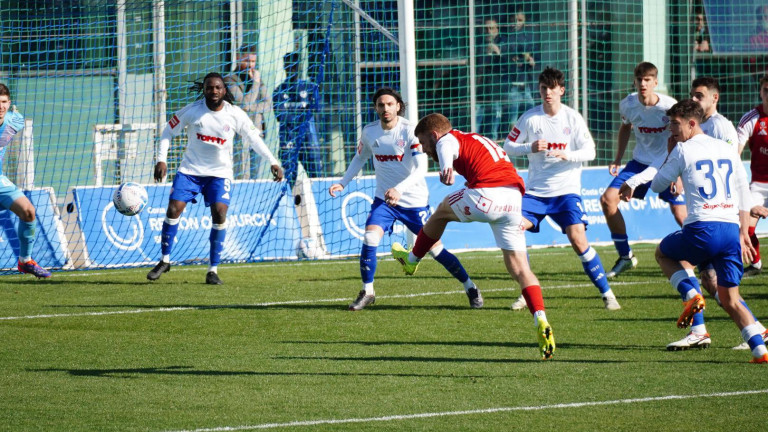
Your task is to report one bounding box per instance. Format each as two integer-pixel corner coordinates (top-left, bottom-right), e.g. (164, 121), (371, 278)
(1, 243), (766, 431)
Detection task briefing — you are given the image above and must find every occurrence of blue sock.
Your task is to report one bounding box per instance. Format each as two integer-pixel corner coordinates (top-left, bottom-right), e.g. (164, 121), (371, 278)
(611, 233), (631, 257)
(360, 244), (377, 284)
(434, 248), (469, 283)
(161, 220), (179, 256)
(670, 270), (701, 300)
(578, 247), (610, 294)
(17, 220), (35, 259)
(740, 299), (759, 321)
(209, 225), (226, 266)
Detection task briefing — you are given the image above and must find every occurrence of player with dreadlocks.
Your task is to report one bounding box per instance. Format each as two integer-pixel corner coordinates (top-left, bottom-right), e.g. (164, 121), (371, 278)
(147, 72), (283, 284)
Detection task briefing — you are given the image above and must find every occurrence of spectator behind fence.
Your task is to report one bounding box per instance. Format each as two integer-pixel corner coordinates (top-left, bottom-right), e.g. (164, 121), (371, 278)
(500, 10), (536, 130)
(750, 5), (768, 50)
(273, 52), (325, 179)
(476, 17), (505, 141)
(694, 10), (711, 53)
(224, 45), (273, 179)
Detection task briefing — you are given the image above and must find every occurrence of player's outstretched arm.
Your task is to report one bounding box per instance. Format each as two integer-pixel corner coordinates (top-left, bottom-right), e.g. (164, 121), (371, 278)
(328, 183), (344, 197)
(271, 164), (284, 181)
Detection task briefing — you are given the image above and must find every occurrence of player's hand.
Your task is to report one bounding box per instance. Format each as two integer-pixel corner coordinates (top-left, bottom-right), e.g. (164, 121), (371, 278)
(153, 162), (167, 183)
(609, 161), (621, 177)
(329, 183), (343, 197)
(384, 188), (401, 206)
(548, 150), (568, 160)
(5, 110), (24, 133)
(531, 139), (548, 153)
(618, 183), (634, 202)
(741, 231), (757, 264)
(670, 179), (683, 196)
(271, 164), (284, 181)
(440, 168), (455, 186)
(751, 205), (768, 219)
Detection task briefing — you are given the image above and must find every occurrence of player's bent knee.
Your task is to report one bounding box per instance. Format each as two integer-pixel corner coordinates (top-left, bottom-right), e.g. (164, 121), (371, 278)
(363, 230), (382, 247)
(428, 241), (444, 257)
(654, 245), (666, 264)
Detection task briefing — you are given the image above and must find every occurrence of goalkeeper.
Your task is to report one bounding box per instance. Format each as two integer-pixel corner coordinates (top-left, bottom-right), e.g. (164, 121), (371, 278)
(0, 84), (50, 278)
(329, 88), (482, 311)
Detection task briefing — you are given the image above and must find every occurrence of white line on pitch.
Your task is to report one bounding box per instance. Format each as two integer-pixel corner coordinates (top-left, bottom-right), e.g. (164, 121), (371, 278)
(164, 388), (768, 432)
(0, 282), (647, 321)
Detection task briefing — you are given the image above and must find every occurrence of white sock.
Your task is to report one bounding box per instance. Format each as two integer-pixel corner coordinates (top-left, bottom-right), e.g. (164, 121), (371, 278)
(691, 324), (707, 335)
(363, 282), (374, 295)
(602, 289), (616, 299)
(20, 256), (31, 263)
(533, 310), (547, 326)
(208, 265), (217, 273)
(463, 278), (475, 290)
(162, 255), (170, 263)
(408, 251), (421, 263)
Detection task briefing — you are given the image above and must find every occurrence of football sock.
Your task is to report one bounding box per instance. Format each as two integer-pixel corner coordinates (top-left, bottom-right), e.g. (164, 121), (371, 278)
(533, 310), (548, 327)
(670, 269), (701, 300)
(209, 223), (226, 267)
(611, 233), (631, 258)
(741, 323), (768, 358)
(360, 244), (377, 285)
(161, 217), (180, 256)
(411, 228), (439, 261)
(522, 285), (545, 316)
(208, 265), (218, 273)
(17, 220), (35, 260)
(748, 226), (761, 265)
(362, 282), (374, 295)
(431, 245), (470, 285)
(578, 246), (610, 294)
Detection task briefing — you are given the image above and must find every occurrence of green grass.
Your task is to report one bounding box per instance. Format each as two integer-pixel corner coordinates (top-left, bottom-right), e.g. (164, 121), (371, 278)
(1, 243), (767, 431)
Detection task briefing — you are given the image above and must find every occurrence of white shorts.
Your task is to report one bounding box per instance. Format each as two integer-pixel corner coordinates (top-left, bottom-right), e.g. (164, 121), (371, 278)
(446, 186), (526, 251)
(751, 181), (768, 207)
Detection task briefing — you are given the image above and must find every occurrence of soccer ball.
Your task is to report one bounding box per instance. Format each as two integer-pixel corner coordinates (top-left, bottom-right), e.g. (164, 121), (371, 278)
(112, 182), (148, 216)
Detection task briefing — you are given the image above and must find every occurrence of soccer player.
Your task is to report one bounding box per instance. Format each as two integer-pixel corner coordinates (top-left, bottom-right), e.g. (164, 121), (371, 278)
(601, 62), (683, 278)
(504, 67), (619, 311)
(329, 88), (481, 311)
(0, 84), (51, 278)
(652, 99), (768, 363)
(391, 113), (556, 360)
(147, 72), (283, 284)
(736, 74), (768, 277)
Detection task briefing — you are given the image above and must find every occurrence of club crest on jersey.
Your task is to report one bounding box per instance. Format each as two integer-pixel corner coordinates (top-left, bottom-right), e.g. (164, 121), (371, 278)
(169, 114), (180, 129)
(562, 127), (571, 135)
(397, 139), (405, 148)
(760, 120), (768, 136)
(223, 124), (230, 132)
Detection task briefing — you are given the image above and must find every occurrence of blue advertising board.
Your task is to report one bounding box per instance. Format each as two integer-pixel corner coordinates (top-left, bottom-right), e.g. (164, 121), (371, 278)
(0, 188), (69, 270)
(71, 180), (300, 267)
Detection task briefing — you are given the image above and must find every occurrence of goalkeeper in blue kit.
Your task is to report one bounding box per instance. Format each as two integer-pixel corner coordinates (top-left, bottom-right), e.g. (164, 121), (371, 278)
(0, 83), (51, 278)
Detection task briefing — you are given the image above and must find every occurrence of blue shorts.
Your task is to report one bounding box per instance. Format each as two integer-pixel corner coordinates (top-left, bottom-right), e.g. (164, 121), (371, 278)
(608, 159), (685, 205)
(659, 221), (743, 288)
(521, 194), (587, 233)
(169, 172), (232, 207)
(366, 198), (431, 235)
(0, 175), (24, 209)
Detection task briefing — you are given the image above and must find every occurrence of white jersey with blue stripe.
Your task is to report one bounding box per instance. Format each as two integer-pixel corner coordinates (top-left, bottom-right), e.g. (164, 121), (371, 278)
(620, 92), (677, 165)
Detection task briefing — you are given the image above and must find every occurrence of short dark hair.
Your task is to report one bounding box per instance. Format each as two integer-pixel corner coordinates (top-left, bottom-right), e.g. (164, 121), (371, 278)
(691, 76), (720, 94)
(666, 99), (704, 124)
(372, 87), (406, 116)
(0, 83), (9, 98)
(539, 67), (565, 88)
(414, 113), (452, 137)
(634, 62), (658, 79)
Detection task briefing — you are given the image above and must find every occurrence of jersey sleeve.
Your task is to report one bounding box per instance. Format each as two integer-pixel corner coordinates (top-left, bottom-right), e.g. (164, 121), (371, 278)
(565, 113), (596, 162)
(236, 109), (279, 166)
(619, 97), (632, 125)
(736, 111), (756, 151)
(156, 104), (194, 163)
(0, 111), (24, 148)
(436, 134), (460, 172)
(502, 115), (531, 156)
(339, 136), (372, 187)
(650, 145), (682, 193)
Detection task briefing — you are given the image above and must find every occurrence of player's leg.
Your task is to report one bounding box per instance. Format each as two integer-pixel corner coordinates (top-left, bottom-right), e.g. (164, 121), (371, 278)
(657, 229), (710, 350)
(564, 223), (618, 309)
(746, 216), (762, 277)
(201, 178), (232, 285)
(148, 173), (196, 281)
(392, 192), (460, 275)
(350, 198), (393, 310)
(8, 193), (50, 278)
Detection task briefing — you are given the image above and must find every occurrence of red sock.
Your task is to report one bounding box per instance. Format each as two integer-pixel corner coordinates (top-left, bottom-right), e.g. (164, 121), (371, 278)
(522, 285), (545, 315)
(411, 228), (439, 259)
(749, 226), (761, 264)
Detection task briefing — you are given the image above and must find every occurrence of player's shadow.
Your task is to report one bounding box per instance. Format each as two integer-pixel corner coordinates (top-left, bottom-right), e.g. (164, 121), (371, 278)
(0, 279), (141, 287)
(282, 339), (659, 352)
(29, 365), (525, 379)
(272, 355), (622, 364)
